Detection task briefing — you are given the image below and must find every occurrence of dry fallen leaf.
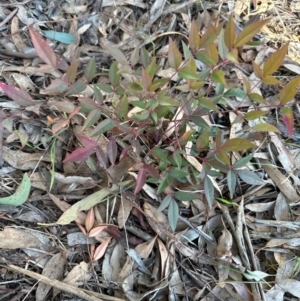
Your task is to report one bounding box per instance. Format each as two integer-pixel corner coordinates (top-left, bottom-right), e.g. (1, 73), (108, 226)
(0, 227), (42, 249)
(216, 228), (233, 259)
(36, 252), (66, 301)
(63, 261), (91, 287)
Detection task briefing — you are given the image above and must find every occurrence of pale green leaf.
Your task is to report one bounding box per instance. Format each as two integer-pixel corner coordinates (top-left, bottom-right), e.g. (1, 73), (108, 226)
(0, 173), (31, 206)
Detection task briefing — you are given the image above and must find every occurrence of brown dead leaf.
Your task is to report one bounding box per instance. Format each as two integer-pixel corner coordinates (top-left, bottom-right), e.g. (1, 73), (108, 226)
(63, 261), (91, 287)
(3, 146), (51, 170)
(157, 238), (168, 279)
(36, 252), (66, 301)
(274, 193), (290, 225)
(260, 159), (300, 202)
(135, 236), (157, 259)
(118, 195), (133, 229)
(216, 229), (233, 259)
(0, 228), (42, 249)
(274, 252), (287, 268)
(143, 202), (169, 241)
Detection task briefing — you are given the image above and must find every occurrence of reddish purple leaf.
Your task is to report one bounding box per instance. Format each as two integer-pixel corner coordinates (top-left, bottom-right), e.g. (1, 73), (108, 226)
(282, 107), (294, 138)
(63, 146), (95, 163)
(107, 138), (118, 166)
(134, 168), (147, 195)
(144, 164), (160, 178)
(77, 135), (98, 148)
(0, 83), (34, 106)
(29, 26), (57, 68)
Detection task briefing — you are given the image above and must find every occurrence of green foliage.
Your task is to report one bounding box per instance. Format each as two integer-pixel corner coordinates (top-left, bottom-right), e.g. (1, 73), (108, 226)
(0, 20), (297, 231)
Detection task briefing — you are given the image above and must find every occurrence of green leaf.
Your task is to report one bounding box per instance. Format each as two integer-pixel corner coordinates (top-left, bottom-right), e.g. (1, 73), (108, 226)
(191, 116), (210, 129)
(132, 110), (150, 121)
(158, 96), (179, 106)
(109, 62), (120, 87)
(263, 43), (289, 76)
(196, 129), (210, 149)
(65, 80), (86, 96)
(262, 76), (281, 85)
(221, 138), (255, 152)
(224, 13), (235, 49)
(252, 61), (263, 79)
(244, 110), (268, 120)
(279, 76), (300, 105)
(199, 23), (223, 48)
(227, 170), (236, 199)
(168, 38), (182, 69)
(157, 174), (173, 194)
(234, 19), (269, 48)
(157, 195), (173, 212)
(90, 118), (115, 136)
(168, 169), (189, 179)
(173, 149), (182, 169)
(204, 176), (214, 208)
(211, 70), (227, 86)
(224, 88), (246, 98)
(146, 58), (157, 78)
(115, 94), (128, 119)
(0, 173), (31, 206)
(83, 108), (101, 130)
(218, 28), (229, 60)
(152, 147), (170, 162)
(251, 123), (280, 133)
(43, 30), (75, 44)
(57, 184), (119, 224)
(84, 57), (96, 82)
(237, 169), (265, 185)
(188, 20), (201, 51)
(232, 154), (254, 168)
(195, 50), (217, 66)
(215, 149), (230, 165)
(168, 199), (179, 232)
(174, 191), (198, 202)
(248, 93), (265, 104)
(94, 83), (113, 93)
(178, 66), (199, 80)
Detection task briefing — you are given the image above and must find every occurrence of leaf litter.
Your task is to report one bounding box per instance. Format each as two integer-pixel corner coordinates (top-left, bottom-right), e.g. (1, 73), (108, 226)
(0, 0), (300, 301)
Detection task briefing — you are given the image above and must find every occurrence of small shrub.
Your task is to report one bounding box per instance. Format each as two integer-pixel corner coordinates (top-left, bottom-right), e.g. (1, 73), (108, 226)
(0, 17), (298, 230)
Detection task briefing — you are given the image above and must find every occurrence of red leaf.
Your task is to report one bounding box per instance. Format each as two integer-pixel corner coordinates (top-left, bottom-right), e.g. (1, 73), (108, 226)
(134, 168), (147, 195)
(77, 135), (98, 148)
(281, 107), (294, 138)
(144, 164), (160, 178)
(29, 26), (57, 68)
(88, 225), (107, 237)
(107, 138), (118, 166)
(93, 237), (112, 261)
(63, 146), (95, 163)
(0, 83), (34, 106)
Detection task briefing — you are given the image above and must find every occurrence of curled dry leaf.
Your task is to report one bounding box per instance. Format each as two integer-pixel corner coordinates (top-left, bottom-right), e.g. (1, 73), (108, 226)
(63, 261), (91, 287)
(216, 228), (233, 259)
(143, 202), (169, 241)
(36, 253), (66, 301)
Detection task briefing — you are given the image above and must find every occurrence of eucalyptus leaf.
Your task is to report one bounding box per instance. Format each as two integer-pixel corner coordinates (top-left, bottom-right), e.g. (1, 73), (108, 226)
(237, 169), (265, 185)
(0, 173), (30, 206)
